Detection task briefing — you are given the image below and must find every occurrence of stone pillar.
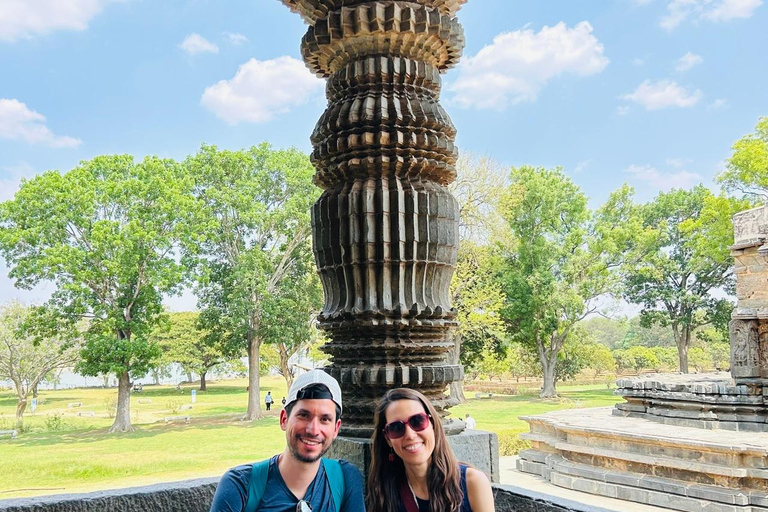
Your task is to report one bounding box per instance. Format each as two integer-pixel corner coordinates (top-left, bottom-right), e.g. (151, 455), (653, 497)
(730, 205), (768, 384)
(280, 0), (467, 437)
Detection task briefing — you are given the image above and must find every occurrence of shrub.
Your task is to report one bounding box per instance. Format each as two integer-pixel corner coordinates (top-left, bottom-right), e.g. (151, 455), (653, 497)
(166, 399), (182, 415)
(497, 429), (531, 456)
(45, 412), (64, 431)
(104, 395), (118, 418)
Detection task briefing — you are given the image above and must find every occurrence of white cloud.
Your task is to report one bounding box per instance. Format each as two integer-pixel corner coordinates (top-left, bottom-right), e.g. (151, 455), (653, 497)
(666, 157), (692, 168)
(449, 21), (609, 110)
(0, 99), (82, 148)
(660, 0), (762, 30)
(0, 0), (119, 42)
(625, 164), (702, 189)
(633, 58), (646, 66)
(675, 51), (703, 71)
(704, 0), (763, 20)
(707, 98), (728, 110)
(201, 56), (323, 124)
(617, 105), (631, 115)
(224, 32), (248, 45)
(573, 159), (593, 174)
(622, 79), (702, 110)
(178, 33), (218, 55)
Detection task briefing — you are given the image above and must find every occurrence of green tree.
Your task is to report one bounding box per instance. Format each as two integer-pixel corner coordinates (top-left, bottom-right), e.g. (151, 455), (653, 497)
(717, 117), (768, 201)
(0, 302), (81, 424)
(498, 167), (636, 397)
(622, 187), (746, 373)
(0, 155), (198, 432)
(614, 346), (659, 373)
(186, 143), (319, 421)
(580, 316), (629, 350)
(149, 311), (239, 391)
(448, 154), (509, 402)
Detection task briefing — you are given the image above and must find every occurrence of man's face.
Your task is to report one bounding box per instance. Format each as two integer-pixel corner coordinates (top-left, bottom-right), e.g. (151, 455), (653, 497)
(280, 398), (341, 463)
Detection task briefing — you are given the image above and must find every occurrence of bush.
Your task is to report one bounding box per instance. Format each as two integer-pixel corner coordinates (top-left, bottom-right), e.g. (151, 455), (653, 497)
(45, 412), (64, 431)
(166, 399), (182, 414)
(497, 429), (531, 456)
(104, 394), (118, 419)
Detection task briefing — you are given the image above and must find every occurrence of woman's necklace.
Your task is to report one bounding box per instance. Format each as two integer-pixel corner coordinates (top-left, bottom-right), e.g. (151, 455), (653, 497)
(407, 480), (423, 504)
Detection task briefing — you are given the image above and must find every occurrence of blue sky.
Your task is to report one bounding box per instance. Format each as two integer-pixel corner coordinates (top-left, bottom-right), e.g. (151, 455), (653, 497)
(1, 0), (766, 309)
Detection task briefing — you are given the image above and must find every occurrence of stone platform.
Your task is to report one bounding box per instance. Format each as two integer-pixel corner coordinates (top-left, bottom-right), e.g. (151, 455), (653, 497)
(614, 372), (768, 432)
(518, 406), (768, 512)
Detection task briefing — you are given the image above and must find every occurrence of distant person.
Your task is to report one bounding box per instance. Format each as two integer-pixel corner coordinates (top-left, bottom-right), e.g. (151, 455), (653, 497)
(367, 388), (494, 512)
(465, 413), (476, 430)
(210, 370), (365, 512)
(265, 391), (274, 411)
(281, 396), (287, 408)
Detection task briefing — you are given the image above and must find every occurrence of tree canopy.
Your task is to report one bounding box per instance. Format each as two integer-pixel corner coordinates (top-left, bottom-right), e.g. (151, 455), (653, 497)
(0, 155), (199, 431)
(185, 143), (320, 420)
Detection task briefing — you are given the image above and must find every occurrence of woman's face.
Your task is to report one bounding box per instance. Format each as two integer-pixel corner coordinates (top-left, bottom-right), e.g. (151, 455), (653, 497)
(384, 398), (436, 469)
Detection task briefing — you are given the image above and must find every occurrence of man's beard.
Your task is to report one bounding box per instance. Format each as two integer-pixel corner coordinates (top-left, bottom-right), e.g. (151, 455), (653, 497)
(289, 435), (331, 463)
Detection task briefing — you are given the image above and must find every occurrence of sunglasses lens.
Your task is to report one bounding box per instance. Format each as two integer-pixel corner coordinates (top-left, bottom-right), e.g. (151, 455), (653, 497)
(297, 500), (312, 512)
(384, 413), (430, 439)
(409, 413), (429, 431)
(385, 421), (407, 439)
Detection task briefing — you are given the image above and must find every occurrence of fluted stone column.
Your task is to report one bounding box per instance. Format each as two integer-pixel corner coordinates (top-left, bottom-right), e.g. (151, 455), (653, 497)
(280, 0), (467, 437)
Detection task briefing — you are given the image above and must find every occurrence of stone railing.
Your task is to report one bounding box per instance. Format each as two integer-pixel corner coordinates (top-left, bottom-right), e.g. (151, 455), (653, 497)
(0, 480), (597, 512)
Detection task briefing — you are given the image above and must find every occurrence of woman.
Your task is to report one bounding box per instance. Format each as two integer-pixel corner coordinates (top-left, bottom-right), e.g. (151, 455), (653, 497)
(367, 388), (495, 512)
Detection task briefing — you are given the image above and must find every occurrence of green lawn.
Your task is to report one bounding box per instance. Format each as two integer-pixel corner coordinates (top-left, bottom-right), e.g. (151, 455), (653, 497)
(0, 378), (621, 499)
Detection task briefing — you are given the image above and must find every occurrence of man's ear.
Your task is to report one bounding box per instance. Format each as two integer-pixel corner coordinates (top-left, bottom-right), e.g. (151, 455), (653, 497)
(332, 419), (341, 439)
(280, 409), (288, 431)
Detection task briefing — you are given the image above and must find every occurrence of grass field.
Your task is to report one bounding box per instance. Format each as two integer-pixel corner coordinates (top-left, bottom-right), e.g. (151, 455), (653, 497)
(0, 377), (621, 499)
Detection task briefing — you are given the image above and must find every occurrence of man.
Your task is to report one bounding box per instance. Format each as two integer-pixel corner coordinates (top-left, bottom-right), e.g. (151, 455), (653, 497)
(265, 391), (274, 411)
(209, 370), (365, 512)
(465, 413), (476, 430)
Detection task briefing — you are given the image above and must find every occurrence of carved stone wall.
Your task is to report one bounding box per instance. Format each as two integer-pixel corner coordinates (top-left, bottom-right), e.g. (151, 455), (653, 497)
(280, 0), (467, 436)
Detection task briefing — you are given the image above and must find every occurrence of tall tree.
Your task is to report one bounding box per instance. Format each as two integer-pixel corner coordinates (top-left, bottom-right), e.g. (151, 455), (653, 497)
(717, 116), (768, 201)
(448, 154), (509, 401)
(622, 187), (747, 372)
(186, 143), (319, 421)
(0, 302), (81, 424)
(0, 155), (198, 431)
(497, 167), (636, 397)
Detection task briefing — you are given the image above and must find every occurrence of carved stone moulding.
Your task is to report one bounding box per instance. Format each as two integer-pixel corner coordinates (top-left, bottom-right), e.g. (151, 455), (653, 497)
(325, 363), (464, 436)
(282, 0), (468, 31)
(300, 2), (466, 77)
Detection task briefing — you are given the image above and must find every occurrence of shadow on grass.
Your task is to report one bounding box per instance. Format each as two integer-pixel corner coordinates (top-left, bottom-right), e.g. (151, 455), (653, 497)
(8, 414), (281, 448)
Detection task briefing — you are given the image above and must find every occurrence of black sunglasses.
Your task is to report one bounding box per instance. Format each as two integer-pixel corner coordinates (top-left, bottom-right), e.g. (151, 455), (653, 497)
(383, 412), (432, 439)
(297, 500), (312, 512)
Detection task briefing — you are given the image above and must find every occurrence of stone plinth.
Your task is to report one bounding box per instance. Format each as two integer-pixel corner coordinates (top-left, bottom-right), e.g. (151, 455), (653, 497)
(518, 407), (768, 512)
(327, 429), (500, 483)
(613, 372), (768, 431)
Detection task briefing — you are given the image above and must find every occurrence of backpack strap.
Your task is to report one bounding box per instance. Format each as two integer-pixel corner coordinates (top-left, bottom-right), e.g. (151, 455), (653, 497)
(322, 459), (345, 512)
(245, 459), (270, 512)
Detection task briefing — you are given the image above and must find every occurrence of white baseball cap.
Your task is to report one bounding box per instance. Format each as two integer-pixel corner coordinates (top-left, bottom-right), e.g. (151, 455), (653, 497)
(286, 370), (342, 412)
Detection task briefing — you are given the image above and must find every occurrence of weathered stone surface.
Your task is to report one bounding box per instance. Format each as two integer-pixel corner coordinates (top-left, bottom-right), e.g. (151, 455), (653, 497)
(0, 479), (217, 512)
(328, 428), (500, 482)
(280, 0), (467, 437)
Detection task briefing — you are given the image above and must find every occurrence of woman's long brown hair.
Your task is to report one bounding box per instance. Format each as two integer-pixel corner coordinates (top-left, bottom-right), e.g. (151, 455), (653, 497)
(366, 388), (463, 512)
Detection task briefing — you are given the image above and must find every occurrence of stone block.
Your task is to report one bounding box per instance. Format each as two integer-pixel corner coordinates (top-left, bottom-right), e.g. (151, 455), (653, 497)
(328, 429), (500, 483)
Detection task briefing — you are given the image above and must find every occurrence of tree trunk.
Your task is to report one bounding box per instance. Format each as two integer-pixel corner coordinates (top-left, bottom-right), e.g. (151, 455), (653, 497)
(32, 384), (38, 399)
(448, 332), (466, 404)
(674, 324), (689, 373)
(245, 336), (263, 421)
(200, 371), (207, 391)
(153, 370), (161, 386)
(108, 371), (134, 432)
(186, 372), (193, 383)
(540, 360), (557, 398)
(15, 398), (27, 425)
(279, 347), (294, 392)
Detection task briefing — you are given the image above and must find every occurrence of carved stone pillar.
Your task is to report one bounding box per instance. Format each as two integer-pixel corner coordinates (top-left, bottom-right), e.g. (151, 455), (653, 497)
(280, 0), (467, 437)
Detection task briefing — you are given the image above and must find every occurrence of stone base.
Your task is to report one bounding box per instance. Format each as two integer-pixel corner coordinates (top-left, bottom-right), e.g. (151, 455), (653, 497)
(614, 372), (768, 431)
(328, 430), (500, 483)
(518, 406), (768, 512)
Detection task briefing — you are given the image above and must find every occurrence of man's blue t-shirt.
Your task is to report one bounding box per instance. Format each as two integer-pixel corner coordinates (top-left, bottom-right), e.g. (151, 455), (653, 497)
(209, 455), (365, 512)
